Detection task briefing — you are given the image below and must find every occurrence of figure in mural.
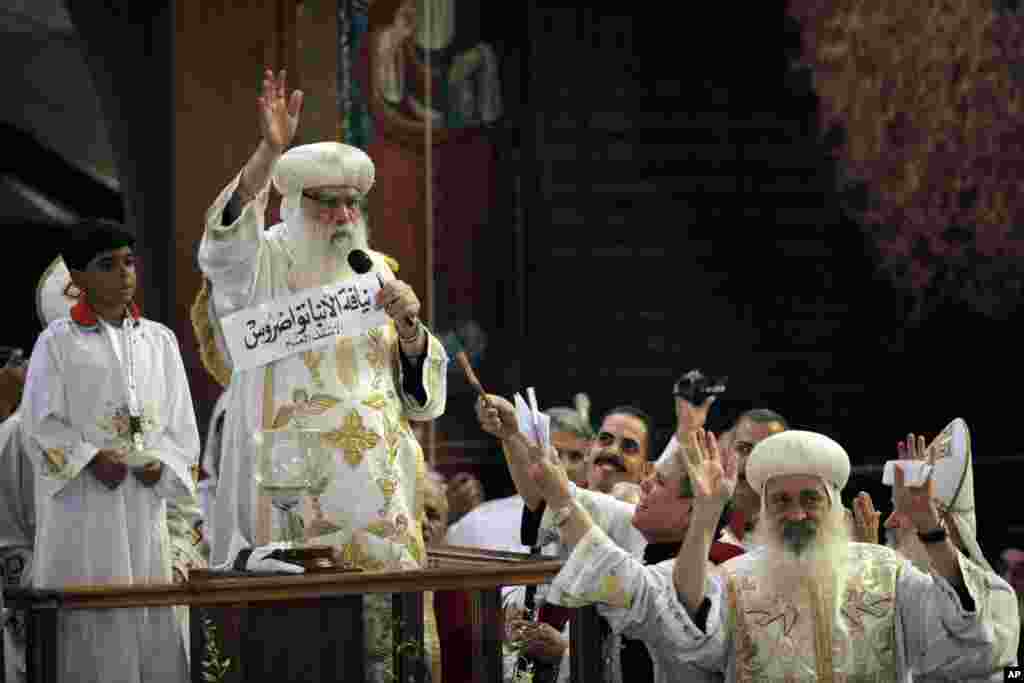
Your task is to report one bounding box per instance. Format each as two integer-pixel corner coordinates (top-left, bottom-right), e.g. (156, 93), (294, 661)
(351, 0), (505, 475)
(361, 0), (502, 146)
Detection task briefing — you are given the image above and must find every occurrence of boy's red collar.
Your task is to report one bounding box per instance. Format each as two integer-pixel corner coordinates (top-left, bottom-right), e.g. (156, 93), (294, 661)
(71, 297), (141, 328)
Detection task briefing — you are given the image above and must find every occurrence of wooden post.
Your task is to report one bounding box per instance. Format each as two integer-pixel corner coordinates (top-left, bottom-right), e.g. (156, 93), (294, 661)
(570, 605), (605, 682)
(470, 588), (503, 683)
(393, 592), (426, 683)
(25, 603), (59, 683)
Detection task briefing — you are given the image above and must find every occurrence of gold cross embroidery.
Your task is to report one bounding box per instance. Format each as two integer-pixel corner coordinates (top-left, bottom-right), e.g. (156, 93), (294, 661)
(321, 409), (382, 467)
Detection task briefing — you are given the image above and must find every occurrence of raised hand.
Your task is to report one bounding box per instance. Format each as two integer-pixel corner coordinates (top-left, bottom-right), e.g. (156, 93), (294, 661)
(258, 68), (303, 154)
(525, 443), (571, 507)
(682, 429), (735, 507)
(898, 432), (929, 463)
(376, 280), (421, 337)
(475, 394), (519, 440)
(891, 432), (941, 532)
(852, 491), (881, 544)
(675, 395), (715, 441)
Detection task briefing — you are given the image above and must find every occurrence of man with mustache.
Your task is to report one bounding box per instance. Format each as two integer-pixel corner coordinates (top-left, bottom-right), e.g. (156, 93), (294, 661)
(197, 68), (448, 680)
(526, 428), (1018, 681)
(582, 406), (651, 495)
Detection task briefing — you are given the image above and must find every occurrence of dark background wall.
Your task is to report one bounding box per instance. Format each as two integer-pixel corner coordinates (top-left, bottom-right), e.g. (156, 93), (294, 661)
(469, 2), (1024, 562)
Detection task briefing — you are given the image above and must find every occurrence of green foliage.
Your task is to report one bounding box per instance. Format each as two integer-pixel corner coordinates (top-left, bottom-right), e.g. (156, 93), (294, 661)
(201, 615), (233, 683)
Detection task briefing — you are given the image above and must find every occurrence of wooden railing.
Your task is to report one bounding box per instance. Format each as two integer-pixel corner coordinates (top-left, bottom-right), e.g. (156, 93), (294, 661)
(3, 546), (605, 683)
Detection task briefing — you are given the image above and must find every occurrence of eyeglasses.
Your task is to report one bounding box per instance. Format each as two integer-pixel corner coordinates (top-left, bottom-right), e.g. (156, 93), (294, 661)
(302, 191), (362, 210)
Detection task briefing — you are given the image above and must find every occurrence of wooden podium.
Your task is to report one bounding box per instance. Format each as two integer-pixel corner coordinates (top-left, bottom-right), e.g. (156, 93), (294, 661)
(4, 547), (606, 683)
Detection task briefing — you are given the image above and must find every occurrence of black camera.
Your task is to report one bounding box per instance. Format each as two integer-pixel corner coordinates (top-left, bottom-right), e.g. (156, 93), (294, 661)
(672, 369), (727, 405)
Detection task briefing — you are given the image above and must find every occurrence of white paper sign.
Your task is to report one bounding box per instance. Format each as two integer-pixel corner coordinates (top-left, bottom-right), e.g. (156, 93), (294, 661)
(514, 389), (550, 449)
(221, 273), (390, 373)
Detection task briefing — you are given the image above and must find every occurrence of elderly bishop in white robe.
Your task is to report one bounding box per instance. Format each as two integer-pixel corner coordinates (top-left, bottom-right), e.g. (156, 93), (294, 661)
(196, 69), (447, 681)
(529, 428), (1019, 682)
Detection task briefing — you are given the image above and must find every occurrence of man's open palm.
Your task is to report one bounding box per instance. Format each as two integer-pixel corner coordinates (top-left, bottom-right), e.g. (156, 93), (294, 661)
(259, 68), (303, 153)
(683, 429), (736, 505)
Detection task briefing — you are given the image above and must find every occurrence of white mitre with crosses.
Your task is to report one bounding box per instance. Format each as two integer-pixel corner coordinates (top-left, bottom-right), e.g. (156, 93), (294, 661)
(36, 256), (79, 327)
(883, 417), (992, 572)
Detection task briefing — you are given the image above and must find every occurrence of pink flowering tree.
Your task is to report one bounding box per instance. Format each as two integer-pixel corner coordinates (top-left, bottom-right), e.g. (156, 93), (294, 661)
(788, 0), (1024, 321)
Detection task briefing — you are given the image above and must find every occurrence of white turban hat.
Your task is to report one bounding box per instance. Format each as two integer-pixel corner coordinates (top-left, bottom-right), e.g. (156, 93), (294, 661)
(36, 257), (80, 327)
(272, 142), (375, 221)
(747, 430), (851, 504)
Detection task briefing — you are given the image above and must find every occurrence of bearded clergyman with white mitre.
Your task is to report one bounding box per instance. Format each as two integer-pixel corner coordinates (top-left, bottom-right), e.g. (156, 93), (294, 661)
(196, 68), (448, 681)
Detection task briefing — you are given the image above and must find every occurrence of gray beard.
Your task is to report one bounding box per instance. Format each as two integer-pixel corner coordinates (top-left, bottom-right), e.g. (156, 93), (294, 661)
(782, 519), (818, 556)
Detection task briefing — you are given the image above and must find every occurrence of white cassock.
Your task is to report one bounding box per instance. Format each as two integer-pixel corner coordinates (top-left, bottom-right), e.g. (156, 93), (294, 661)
(198, 170), (448, 680)
(1, 412), (34, 683)
(21, 317), (199, 683)
(545, 527), (1020, 683)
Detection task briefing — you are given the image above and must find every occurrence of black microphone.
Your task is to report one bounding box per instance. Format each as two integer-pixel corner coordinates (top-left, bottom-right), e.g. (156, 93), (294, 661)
(347, 249), (420, 330)
(347, 249), (376, 279)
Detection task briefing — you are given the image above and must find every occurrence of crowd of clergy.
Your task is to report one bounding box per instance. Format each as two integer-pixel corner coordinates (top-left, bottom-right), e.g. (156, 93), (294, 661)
(0, 68), (1020, 682)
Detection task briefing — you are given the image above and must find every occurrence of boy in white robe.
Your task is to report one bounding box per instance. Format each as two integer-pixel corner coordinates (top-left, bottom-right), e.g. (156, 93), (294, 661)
(22, 219), (199, 683)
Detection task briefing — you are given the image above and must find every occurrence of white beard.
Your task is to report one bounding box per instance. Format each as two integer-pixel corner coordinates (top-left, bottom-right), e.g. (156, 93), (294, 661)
(285, 212), (371, 291)
(752, 503), (852, 612)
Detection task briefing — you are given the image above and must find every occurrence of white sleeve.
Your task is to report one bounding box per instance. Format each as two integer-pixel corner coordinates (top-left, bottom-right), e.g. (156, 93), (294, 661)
(545, 525), (730, 672)
(197, 169), (272, 316)
(898, 552), (1020, 678)
(21, 327), (99, 496)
